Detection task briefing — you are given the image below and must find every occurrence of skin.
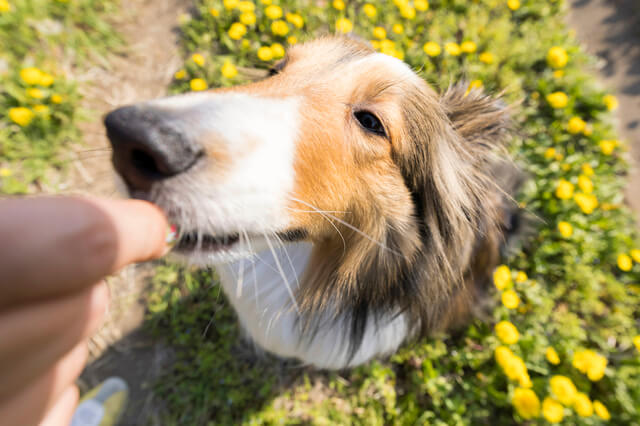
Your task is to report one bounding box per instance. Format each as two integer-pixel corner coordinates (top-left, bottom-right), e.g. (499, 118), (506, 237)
(0, 197), (168, 426)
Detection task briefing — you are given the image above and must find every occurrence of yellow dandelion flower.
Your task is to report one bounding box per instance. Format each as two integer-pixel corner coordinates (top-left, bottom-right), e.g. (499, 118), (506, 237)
(547, 46), (568, 68)
(633, 335), (640, 351)
(581, 163), (594, 176)
(593, 400), (610, 420)
(228, 22), (247, 40)
(479, 52), (494, 64)
(287, 35), (298, 45)
(555, 179), (574, 200)
(542, 397), (564, 423)
(599, 139), (617, 155)
(240, 12), (256, 25)
(191, 53), (205, 66)
(493, 265), (512, 290)
(568, 116), (586, 134)
(546, 347), (561, 365)
(547, 91), (569, 108)
(574, 192), (598, 214)
(553, 70), (564, 78)
(20, 67), (44, 85)
(392, 24), (404, 34)
(512, 388), (540, 419)
(603, 94), (618, 111)
(414, 0), (429, 11)
(221, 61), (238, 79)
(9, 107), (34, 126)
(285, 13), (304, 28)
(271, 43), (285, 58)
(257, 46), (274, 61)
(32, 105), (49, 120)
(399, 5), (416, 19)
(335, 18), (353, 34)
(573, 393), (593, 417)
(618, 254), (633, 272)
(501, 290), (520, 309)
(190, 78), (207, 91)
(223, 0), (239, 10)
(577, 175), (593, 194)
(332, 0), (345, 10)
(461, 41), (477, 53)
(39, 73), (54, 87)
(495, 345), (513, 368)
(465, 80), (483, 96)
(27, 88), (44, 99)
(0, 0), (11, 12)
(174, 69), (187, 80)
(210, 8), (220, 17)
(260, 0), (271, 4)
(515, 271), (527, 283)
(557, 221), (573, 238)
(50, 94), (63, 104)
(237, 1), (255, 12)
(363, 3), (377, 18)
(507, 0), (520, 11)
(544, 147), (556, 159)
(271, 20), (289, 36)
(445, 42), (461, 56)
(373, 27), (386, 40)
(0, 168), (11, 177)
(265, 4), (282, 19)
(550, 375), (577, 406)
(495, 321), (519, 345)
(423, 41), (441, 57)
(572, 350), (607, 381)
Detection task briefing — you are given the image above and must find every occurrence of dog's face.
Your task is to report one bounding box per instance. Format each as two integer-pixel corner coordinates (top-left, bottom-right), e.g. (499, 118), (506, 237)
(107, 38), (433, 262)
(107, 36), (509, 334)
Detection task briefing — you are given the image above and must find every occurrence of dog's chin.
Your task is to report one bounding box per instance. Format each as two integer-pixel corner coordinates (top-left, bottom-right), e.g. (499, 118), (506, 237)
(168, 231), (278, 267)
(169, 235), (255, 266)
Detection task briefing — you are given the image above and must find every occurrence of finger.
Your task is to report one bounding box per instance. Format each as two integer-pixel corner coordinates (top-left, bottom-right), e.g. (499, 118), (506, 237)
(0, 343), (85, 426)
(39, 385), (79, 426)
(0, 196), (168, 308)
(0, 282), (107, 399)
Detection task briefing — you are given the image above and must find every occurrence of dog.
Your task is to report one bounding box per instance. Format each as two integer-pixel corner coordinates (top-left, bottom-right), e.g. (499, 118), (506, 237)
(105, 36), (521, 369)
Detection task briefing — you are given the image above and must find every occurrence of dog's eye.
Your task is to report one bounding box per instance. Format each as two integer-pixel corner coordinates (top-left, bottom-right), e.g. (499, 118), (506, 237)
(354, 110), (386, 137)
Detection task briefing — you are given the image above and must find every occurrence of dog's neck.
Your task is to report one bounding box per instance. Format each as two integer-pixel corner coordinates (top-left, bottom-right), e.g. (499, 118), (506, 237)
(216, 242), (408, 369)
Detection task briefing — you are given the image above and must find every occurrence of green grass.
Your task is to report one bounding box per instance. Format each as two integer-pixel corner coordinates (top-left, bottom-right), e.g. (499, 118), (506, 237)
(0, 0), (120, 194)
(144, 0), (640, 424)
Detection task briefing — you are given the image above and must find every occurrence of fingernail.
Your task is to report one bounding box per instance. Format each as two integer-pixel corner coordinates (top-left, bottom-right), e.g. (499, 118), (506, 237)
(166, 224), (178, 246)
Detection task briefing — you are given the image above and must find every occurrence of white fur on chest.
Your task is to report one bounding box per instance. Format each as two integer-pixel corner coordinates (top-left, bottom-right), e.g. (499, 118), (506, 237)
(217, 242), (409, 369)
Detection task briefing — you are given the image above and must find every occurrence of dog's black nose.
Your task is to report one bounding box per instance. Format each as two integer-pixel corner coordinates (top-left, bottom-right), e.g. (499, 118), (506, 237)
(105, 105), (203, 191)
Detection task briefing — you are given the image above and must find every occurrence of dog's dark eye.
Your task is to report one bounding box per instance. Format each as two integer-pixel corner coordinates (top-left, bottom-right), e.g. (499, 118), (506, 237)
(354, 110), (386, 137)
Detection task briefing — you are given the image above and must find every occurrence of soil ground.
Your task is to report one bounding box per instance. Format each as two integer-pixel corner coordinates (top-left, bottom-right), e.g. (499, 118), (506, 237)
(567, 0), (640, 223)
(67, 1), (640, 424)
(63, 0), (190, 423)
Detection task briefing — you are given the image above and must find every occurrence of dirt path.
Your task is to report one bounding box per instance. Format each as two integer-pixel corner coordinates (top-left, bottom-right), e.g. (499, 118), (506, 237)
(62, 0), (189, 423)
(567, 0), (640, 223)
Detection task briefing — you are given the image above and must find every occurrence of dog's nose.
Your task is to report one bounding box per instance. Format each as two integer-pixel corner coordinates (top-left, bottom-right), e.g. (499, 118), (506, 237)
(105, 105), (203, 191)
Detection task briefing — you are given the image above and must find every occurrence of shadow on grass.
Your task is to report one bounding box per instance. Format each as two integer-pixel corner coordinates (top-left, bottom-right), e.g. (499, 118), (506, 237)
(82, 262), (324, 425)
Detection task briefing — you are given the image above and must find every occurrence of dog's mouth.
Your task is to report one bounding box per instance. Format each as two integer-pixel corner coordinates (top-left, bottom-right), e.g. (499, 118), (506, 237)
(174, 231), (240, 253)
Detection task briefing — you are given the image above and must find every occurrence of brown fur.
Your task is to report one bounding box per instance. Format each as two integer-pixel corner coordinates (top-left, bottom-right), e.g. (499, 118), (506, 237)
(209, 37), (519, 355)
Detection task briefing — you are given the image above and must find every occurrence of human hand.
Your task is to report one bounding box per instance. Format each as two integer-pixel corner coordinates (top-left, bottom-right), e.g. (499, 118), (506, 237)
(0, 197), (169, 426)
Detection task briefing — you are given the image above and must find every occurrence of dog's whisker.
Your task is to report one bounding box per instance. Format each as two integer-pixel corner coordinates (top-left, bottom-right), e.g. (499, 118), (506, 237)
(289, 196), (401, 257)
(262, 231), (300, 315)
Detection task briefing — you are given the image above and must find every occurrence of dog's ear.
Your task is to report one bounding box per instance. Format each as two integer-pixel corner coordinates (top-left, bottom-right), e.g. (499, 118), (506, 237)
(439, 83), (511, 150)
